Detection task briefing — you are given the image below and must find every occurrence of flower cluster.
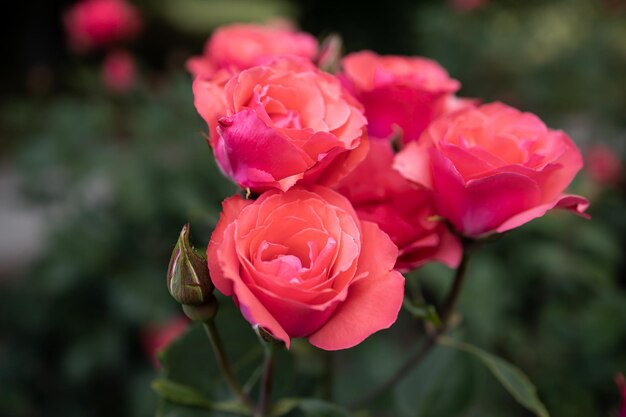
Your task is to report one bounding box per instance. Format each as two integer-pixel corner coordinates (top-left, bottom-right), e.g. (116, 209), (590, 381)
(189, 22), (588, 350)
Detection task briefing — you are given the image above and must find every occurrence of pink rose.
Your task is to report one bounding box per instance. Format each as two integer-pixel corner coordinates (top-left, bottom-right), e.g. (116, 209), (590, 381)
(207, 186), (404, 350)
(64, 0), (141, 53)
(101, 49), (136, 93)
(394, 102), (589, 237)
(188, 24), (317, 146)
(336, 140), (461, 271)
(586, 145), (622, 186)
(194, 57), (369, 192)
(186, 23), (318, 79)
(339, 51), (461, 143)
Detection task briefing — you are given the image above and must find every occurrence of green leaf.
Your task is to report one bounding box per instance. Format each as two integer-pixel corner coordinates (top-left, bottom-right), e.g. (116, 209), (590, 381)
(297, 399), (352, 417)
(438, 336), (550, 417)
(152, 379), (250, 415)
(394, 345), (476, 417)
(402, 298), (442, 327)
(270, 398), (352, 417)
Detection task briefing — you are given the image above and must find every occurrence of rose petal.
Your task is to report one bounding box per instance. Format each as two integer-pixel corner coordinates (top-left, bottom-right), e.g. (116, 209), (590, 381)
(495, 194), (590, 233)
(216, 109), (313, 190)
(208, 203), (291, 346)
(430, 150), (543, 237)
(305, 131), (369, 188)
(248, 282), (340, 338)
(192, 77), (229, 143)
(394, 141), (433, 189)
(207, 196), (252, 294)
(308, 221), (404, 350)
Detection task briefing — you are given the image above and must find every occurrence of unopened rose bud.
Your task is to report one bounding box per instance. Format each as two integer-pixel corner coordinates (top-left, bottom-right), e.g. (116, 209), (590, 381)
(167, 224), (216, 315)
(317, 33), (343, 73)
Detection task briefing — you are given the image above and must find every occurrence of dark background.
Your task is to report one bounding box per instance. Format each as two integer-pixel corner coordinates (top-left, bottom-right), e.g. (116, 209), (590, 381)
(1, 1), (625, 416)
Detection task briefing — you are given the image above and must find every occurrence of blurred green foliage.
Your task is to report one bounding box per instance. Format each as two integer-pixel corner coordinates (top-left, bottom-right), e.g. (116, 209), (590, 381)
(1, 0), (625, 417)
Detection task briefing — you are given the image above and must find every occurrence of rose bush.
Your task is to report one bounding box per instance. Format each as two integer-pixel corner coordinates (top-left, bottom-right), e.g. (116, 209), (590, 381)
(394, 102), (589, 237)
(206, 186), (404, 350)
(64, 0), (141, 53)
(336, 140), (461, 271)
(339, 51), (462, 142)
(194, 57), (368, 192)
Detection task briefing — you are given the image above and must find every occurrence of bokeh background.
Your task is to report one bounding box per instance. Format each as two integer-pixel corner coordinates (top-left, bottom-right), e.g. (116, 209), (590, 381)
(2, 0), (625, 416)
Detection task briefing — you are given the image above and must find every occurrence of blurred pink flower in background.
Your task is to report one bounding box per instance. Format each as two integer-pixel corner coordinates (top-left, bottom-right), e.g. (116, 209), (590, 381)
(395, 102), (589, 237)
(448, 0), (489, 12)
(339, 51), (462, 143)
(336, 140), (461, 271)
(617, 373), (626, 417)
(142, 316), (189, 368)
(586, 144), (623, 186)
(64, 0), (142, 53)
(101, 49), (136, 93)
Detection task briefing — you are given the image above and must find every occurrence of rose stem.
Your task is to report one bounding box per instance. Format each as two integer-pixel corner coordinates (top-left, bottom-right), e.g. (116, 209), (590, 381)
(202, 320), (254, 410)
(348, 244), (474, 410)
(255, 343), (275, 417)
(439, 246), (471, 325)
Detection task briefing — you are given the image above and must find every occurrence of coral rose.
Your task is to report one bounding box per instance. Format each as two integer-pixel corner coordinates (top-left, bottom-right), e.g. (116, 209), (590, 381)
(336, 140), (461, 271)
(339, 51), (461, 143)
(186, 23), (318, 79)
(207, 186), (404, 350)
(394, 102), (589, 237)
(189, 24), (317, 142)
(195, 57), (369, 192)
(64, 0), (141, 53)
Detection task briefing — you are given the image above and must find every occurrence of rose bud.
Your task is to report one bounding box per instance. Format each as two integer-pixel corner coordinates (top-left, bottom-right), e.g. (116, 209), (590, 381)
(194, 56), (368, 193)
(338, 51), (462, 143)
(317, 33), (343, 73)
(336, 140), (462, 271)
(167, 224), (216, 320)
(207, 186), (404, 350)
(394, 102), (589, 238)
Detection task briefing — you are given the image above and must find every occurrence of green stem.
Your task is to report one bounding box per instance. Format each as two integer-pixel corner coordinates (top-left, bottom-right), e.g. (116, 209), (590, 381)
(440, 248), (471, 327)
(203, 321), (254, 410)
(254, 344), (275, 417)
(348, 246), (473, 410)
